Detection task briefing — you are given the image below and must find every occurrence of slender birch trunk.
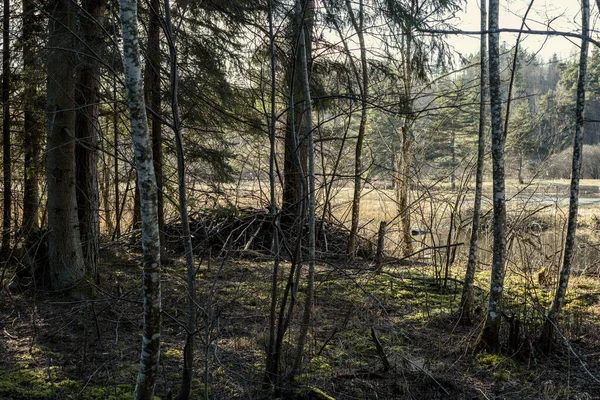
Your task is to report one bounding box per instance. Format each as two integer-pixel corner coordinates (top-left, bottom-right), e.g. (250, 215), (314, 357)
(347, 0), (368, 256)
(119, 0), (162, 398)
(541, 0), (589, 351)
(291, 0), (316, 378)
(477, 0), (506, 352)
(460, 0), (487, 324)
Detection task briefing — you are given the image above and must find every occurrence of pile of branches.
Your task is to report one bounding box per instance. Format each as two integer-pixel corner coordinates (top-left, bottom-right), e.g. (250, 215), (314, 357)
(163, 207), (374, 260)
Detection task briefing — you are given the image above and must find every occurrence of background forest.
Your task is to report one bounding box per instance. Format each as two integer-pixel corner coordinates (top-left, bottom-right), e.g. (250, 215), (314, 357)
(1, 0), (600, 399)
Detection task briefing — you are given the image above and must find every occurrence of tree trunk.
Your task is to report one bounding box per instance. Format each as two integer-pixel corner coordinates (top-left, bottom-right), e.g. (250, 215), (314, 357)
(477, 0), (506, 352)
(265, 0), (282, 387)
(75, 0), (105, 283)
(133, 179), (141, 229)
(145, 0), (165, 252)
(2, 0), (11, 254)
(347, 0), (368, 256)
(460, 0), (487, 325)
(450, 129), (456, 191)
(46, 0), (86, 291)
(113, 76), (121, 238)
(119, 0), (162, 398)
(161, 1), (197, 398)
(541, 0), (589, 351)
(397, 124), (412, 257)
(22, 0), (43, 238)
(100, 137), (114, 234)
(291, 0), (316, 378)
(518, 154), (524, 185)
(282, 0), (314, 226)
(396, 29), (413, 257)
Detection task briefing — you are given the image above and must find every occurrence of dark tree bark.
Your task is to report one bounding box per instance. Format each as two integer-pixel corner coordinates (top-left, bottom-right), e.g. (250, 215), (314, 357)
(22, 0), (44, 238)
(265, 0), (281, 386)
(460, 0), (487, 325)
(396, 29), (414, 258)
(120, 0), (162, 397)
(477, 0), (506, 352)
(2, 0), (11, 254)
(144, 0), (165, 250)
(397, 124), (412, 256)
(282, 0), (314, 225)
(133, 176), (141, 229)
(75, 0), (106, 283)
(113, 76), (121, 238)
(161, 0), (197, 397)
(540, 0), (589, 351)
(100, 135), (113, 234)
(291, 0), (316, 378)
(347, 0), (368, 256)
(46, 0), (86, 291)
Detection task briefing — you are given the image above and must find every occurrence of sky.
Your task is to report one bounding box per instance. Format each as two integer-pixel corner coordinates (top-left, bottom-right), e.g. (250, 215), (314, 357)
(449, 0), (589, 62)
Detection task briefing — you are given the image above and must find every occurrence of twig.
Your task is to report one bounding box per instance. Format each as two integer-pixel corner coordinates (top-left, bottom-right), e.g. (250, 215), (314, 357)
(91, 302), (101, 342)
(317, 327), (338, 357)
(477, 387), (491, 400)
(370, 327), (390, 372)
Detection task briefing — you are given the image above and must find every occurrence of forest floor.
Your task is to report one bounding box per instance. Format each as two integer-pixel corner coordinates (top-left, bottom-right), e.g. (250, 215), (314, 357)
(2, 198), (600, 399)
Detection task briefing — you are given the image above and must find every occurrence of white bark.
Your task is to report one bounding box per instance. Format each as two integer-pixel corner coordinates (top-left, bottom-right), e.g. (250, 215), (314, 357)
(542, 0), (589, 349)
(119, 0), (162, 398)
(478, 0), (506, 351)
(461, 0), (487, 324)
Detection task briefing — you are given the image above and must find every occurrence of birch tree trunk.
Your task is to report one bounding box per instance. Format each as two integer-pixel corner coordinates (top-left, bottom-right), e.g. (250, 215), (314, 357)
(46, 0), (86, 291)
(477, 0), (506, 352)
(75, 0), (105, 283)
(460, 0), (487, 324)
(2, 0), (11, 254)
(541, 0), (589, 351)
(347, 0), (369, 256)
(119, 0), (162, 398)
